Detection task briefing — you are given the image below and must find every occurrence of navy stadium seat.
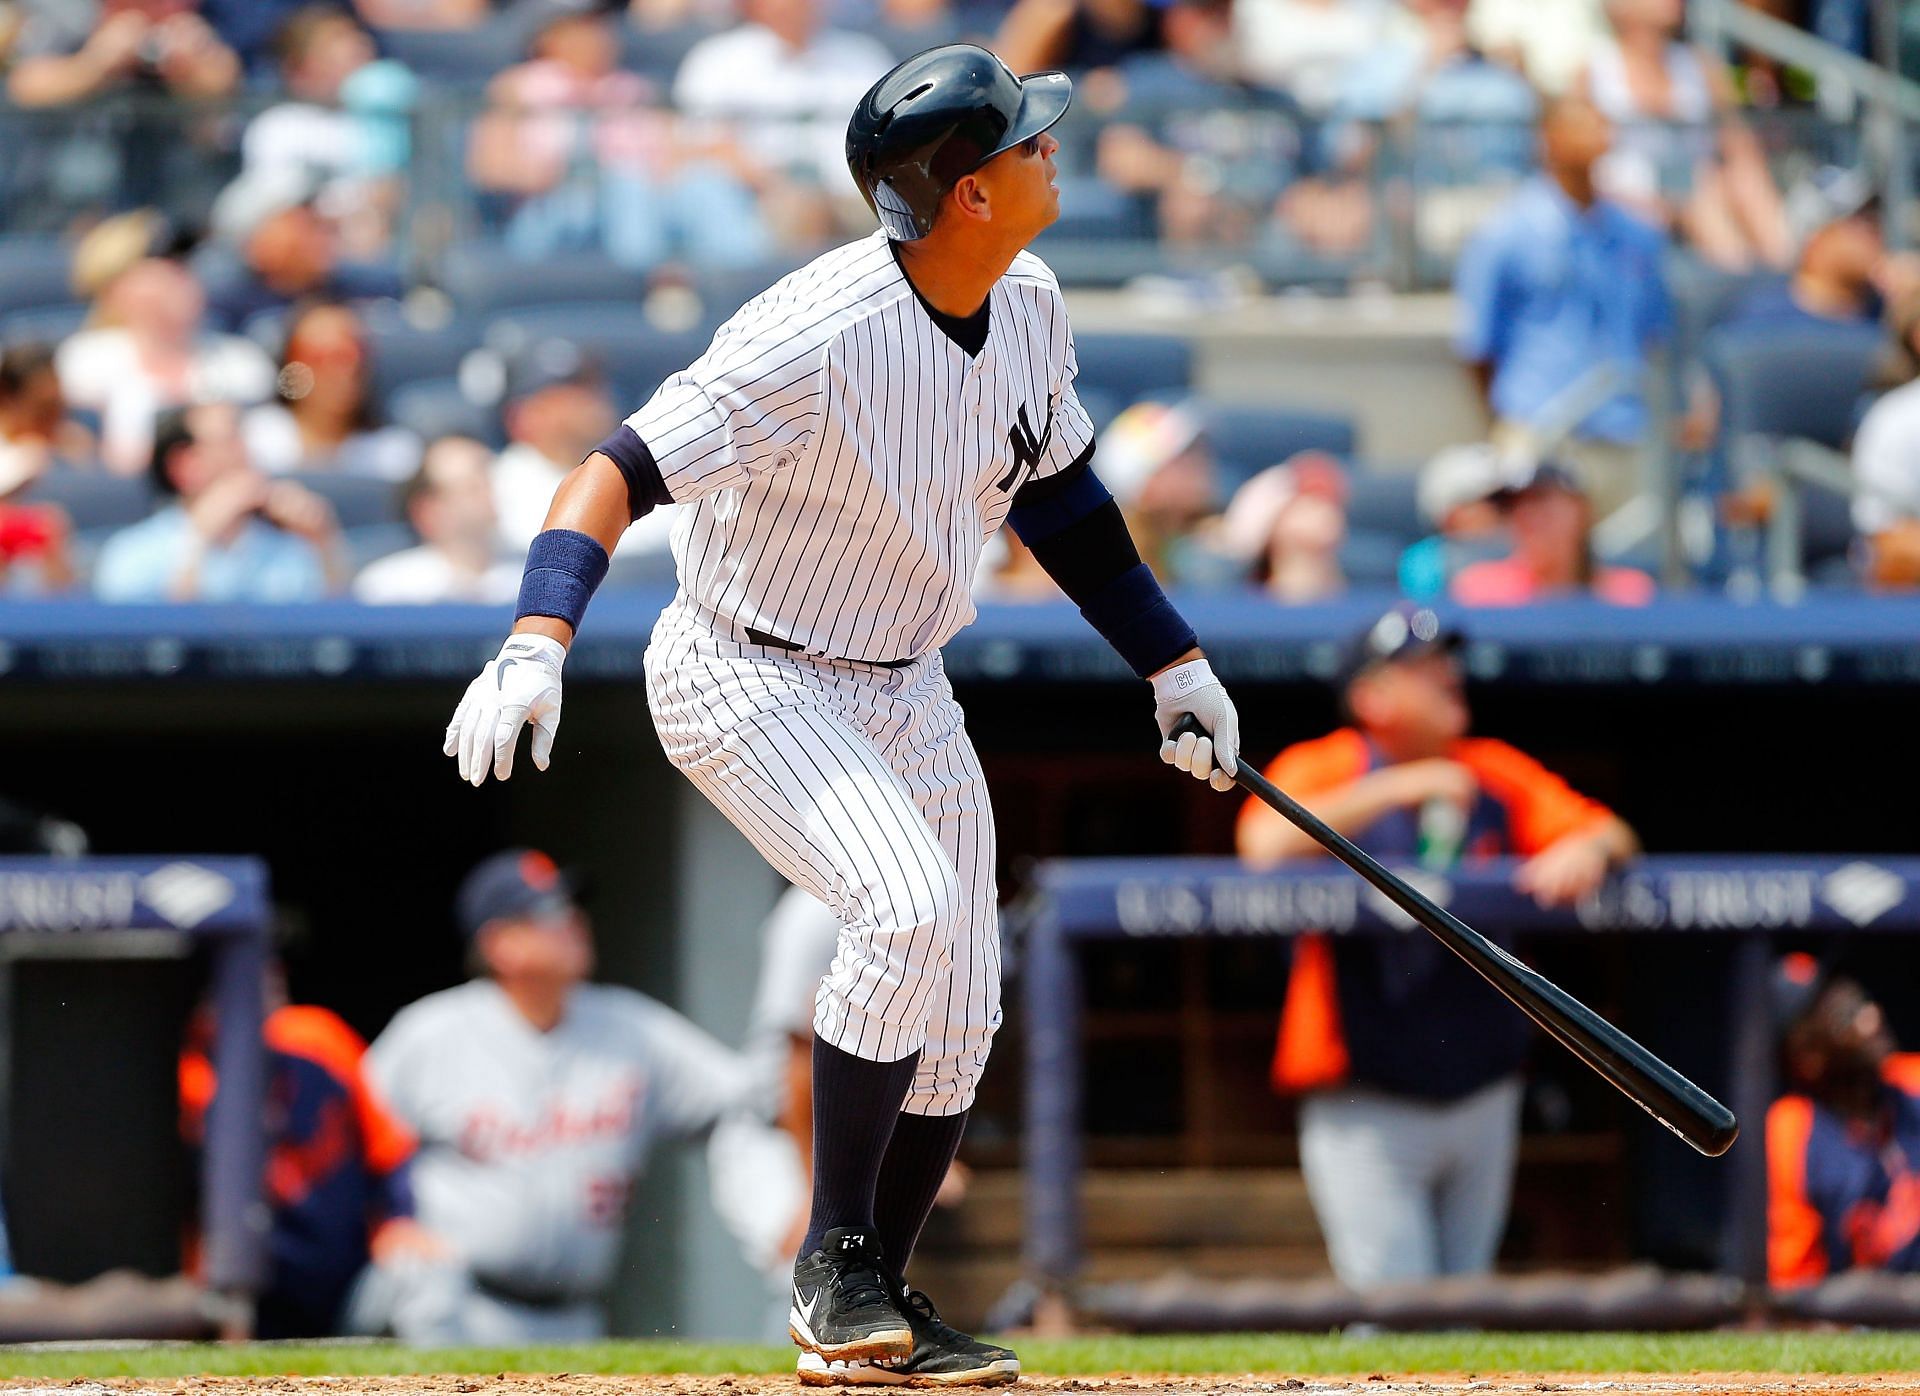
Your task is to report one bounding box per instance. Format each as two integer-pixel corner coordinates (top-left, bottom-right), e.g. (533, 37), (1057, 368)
(361, 311), (483, 405)
(1073, 332), (1194, 426)
(0, 304), (86, 346)
(283, 472), (404, 531)
(1705, 321), (1882, 449)
(619, 20), (725, 83)
(386, 378), (504, 450)
(1343, 470), (1423, 544)
(1340, 529), (1408, 587)
(487, 311), (708, 404)
(438, 244), (653, 318)
(345, 522), (419, 572)
(0, 238), (74, 315)
(373, 18), (537, 83)
(1200, 403), (1357, 490)
(17, 472), (156, 534)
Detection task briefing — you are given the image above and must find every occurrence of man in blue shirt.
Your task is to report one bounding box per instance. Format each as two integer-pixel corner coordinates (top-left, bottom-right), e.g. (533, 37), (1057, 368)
(94, 403), (344, 603)
(1454, 96), (1672, 523)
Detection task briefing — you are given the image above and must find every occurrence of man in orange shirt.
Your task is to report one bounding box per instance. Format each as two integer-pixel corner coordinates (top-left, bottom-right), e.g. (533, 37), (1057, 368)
(1236, 603), (1639, 1288)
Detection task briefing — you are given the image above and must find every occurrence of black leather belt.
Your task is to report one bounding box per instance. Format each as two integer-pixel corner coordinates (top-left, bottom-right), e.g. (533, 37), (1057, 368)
(473, 1275), (591, 1311)
(744, 625), (915, 669)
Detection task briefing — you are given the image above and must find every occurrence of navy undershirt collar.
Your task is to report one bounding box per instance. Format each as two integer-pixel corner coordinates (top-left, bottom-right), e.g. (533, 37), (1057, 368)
(889, 240), (990, 358)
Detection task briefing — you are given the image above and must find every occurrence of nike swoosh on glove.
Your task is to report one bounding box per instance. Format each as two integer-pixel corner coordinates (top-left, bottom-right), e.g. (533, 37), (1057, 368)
(1152, 656), (1240, 793)
(444, 634), (566, 786)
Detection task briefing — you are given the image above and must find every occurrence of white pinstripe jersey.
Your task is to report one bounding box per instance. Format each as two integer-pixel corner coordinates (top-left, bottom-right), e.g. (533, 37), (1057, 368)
(624, 231), (1095, 663)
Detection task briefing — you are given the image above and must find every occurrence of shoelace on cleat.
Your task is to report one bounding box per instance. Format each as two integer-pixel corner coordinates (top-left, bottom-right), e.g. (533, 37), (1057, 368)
(827, 1254), (895, 1313)
(900, 1288), (965, 1343)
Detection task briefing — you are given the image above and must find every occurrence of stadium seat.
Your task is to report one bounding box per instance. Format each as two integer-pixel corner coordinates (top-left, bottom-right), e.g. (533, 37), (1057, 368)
(1340, 529), (1407, 587)
(686, 259), (806, 330)
(1665, 251), (1786, 371)
(1199, 403), (1357, 490)
(487, 311), (709, 404)
(360, 311), (484, 406)
(1704, 321), (1882, 449)
(345, 522), (419, 573)
(283, 472), (404, 531)
(372, 17), (538, 84)
(437, 244), (654, 318)
(0, 238), (74, 315)
(0, 304), (86, 346)
(386, 378), (505, 450)
(1344, 470), (1424, 544)
(619, 20), (726, 83)
(1073, 333), (1194, 427)
(17, 472), (156, 534)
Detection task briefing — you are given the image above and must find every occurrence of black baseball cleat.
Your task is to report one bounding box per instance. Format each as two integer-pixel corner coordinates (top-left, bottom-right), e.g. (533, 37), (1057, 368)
(790, 1229), (914, 1363)
(796, 1285), (1020, 1387)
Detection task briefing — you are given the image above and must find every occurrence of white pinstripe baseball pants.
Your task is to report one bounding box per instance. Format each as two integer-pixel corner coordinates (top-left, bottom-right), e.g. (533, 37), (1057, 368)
(645, 600), (1000, 1115)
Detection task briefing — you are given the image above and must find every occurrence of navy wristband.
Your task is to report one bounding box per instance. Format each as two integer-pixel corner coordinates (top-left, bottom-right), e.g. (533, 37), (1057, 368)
(515, 528), (610, 632)
(1080, 563), (1200, 679)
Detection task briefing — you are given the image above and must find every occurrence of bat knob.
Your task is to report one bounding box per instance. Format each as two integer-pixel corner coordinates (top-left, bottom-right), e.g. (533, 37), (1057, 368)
(1169, 714), (1208, 743)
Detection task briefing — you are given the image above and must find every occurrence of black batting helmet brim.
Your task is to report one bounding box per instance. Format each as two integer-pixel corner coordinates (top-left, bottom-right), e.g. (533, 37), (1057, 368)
(999, 71), (1072, 160)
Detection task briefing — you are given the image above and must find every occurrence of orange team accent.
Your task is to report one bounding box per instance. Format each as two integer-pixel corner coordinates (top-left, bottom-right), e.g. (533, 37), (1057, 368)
(1881, 1053), (1920, 1095)
(1246, 728), (1617, 1094)
(1767, 1095), (1828, 1286)
(182, 1005), (416, 1173)
(263, 1005), (417, 1174)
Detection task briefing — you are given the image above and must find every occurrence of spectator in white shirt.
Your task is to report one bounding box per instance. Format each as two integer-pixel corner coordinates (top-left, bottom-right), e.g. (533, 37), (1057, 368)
(356, 436), (520, 605)
(672, 0), (893, 235)
(57, 256), (276, 476)
(1854, 290), (1920, 588)
(236, 5), (418, 258)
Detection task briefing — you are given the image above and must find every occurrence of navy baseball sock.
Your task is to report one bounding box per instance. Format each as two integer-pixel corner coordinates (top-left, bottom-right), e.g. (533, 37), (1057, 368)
(873, 1107), (969, 1274)
(801, 1038), (920, 1258)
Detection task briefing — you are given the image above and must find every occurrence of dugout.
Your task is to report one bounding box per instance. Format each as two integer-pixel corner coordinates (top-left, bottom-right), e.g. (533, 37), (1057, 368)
(3, 593), (1920, 1336)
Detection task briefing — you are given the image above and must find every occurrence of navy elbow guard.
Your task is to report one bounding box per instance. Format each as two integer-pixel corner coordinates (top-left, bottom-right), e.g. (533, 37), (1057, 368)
(515, 528), (610, 632)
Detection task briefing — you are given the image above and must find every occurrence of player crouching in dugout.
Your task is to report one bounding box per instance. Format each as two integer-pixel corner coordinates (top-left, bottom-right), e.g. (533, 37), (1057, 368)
(1236, 603), (1640, 1289)
(357, 850), (754, 1344)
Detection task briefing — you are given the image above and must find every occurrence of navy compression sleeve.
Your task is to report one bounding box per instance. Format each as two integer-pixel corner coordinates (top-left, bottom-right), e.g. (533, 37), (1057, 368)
(1006, 447), (1198, 678)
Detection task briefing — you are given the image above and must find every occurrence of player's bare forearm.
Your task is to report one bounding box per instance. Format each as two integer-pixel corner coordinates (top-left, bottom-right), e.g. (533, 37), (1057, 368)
(510, 451), (633, 647)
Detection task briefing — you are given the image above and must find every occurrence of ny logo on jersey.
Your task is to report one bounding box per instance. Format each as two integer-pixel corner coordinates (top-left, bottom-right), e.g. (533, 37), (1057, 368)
(997, 401), (1055, 494)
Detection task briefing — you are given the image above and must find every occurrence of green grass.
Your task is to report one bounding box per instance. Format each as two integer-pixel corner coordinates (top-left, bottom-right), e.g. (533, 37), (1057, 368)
(5, 1333), (1920, 1381)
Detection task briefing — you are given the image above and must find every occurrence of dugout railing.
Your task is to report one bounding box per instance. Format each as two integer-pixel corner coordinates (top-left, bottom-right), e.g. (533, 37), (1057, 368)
(1017, 855), (1920, 1300)
(0, 856), (271, 1324)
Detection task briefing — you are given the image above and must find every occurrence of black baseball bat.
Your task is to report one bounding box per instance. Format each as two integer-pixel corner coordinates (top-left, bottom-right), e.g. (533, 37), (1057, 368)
(1171, 717), (1738, 1157)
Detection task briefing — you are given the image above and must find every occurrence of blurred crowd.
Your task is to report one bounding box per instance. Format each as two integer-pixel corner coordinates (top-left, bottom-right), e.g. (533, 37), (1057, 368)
(0, 0), (1906, 605)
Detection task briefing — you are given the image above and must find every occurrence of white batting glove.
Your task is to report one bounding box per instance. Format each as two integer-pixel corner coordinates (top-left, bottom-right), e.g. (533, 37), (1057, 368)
(1153, 657), (1240, 793)
(443, 634), (567, 787)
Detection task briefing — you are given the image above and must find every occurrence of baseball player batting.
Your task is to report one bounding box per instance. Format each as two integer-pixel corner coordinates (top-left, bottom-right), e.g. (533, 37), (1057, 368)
(444, 44), (1243, 1386)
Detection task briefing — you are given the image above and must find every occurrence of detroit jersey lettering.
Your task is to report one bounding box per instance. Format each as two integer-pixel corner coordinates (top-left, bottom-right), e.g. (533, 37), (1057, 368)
(626, 232), (1095, 662)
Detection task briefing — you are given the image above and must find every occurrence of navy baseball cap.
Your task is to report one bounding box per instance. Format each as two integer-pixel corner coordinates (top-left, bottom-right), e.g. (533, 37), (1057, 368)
(1338, 603), (1464, 688)
(457, 848), (578, 938)
(1772, 951), (1829, 1034)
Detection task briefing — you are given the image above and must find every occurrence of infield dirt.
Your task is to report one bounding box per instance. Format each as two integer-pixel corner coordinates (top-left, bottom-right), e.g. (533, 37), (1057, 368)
(10, 1373), (1920, 1395)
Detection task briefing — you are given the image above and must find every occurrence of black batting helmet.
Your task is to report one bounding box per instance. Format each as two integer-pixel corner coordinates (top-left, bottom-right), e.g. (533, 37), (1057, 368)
(846, 44), (1072, 242)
